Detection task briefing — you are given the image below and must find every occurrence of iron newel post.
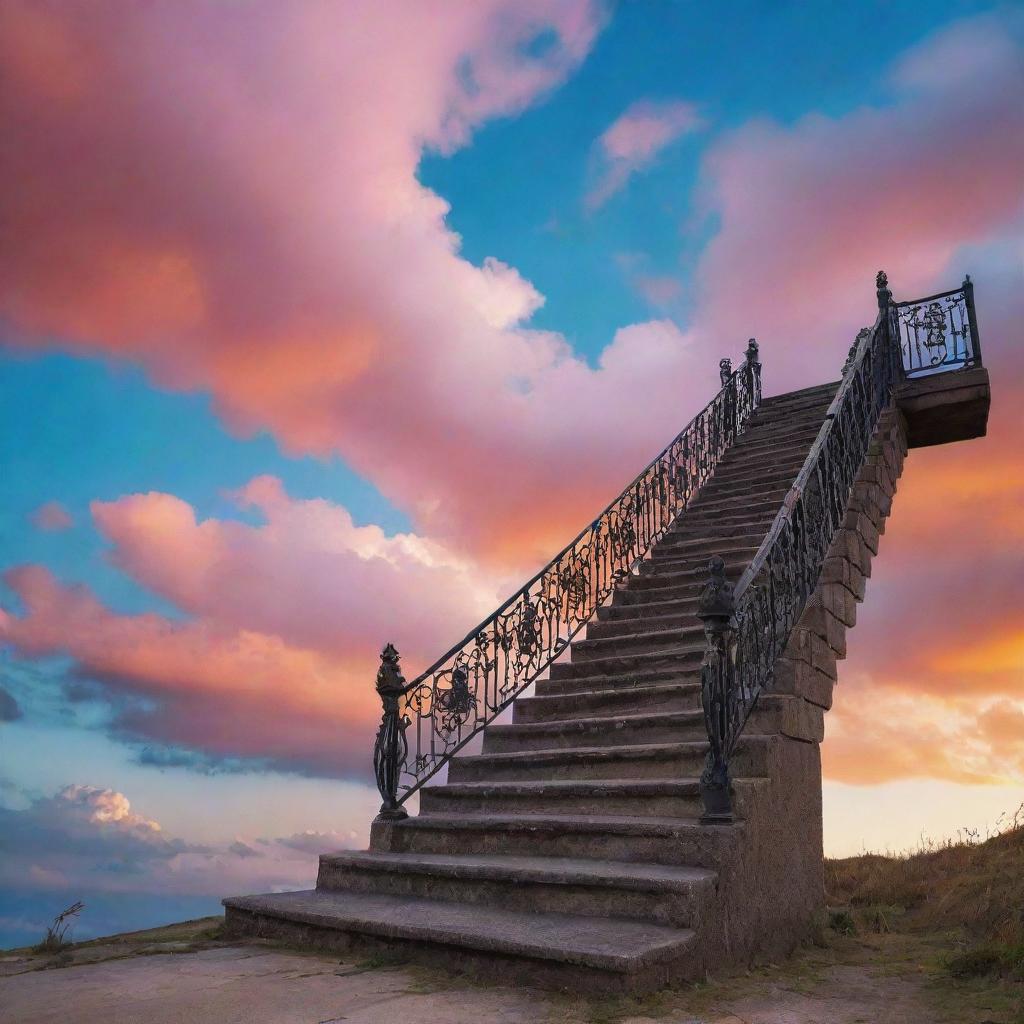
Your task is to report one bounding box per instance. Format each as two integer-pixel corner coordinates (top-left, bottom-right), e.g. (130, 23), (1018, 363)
(744, 338), (760, 403)
(720, 357), (737, 441)
(696, 555), (737, 823)
(963, 274), (983, 366)
(372, 643), (409, 821)
(876, 270), (901, 380)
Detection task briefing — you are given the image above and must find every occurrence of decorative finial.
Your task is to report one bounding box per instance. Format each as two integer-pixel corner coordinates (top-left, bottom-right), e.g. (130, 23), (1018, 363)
(719, 357), (732, 387)
(745, 338), (759, 366)
(376, 643), (406, 696)
(876, 270), (892, 310)
(697, 555), (735, 622)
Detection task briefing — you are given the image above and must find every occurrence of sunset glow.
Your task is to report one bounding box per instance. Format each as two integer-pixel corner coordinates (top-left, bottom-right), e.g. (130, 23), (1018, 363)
(0, 0), (1021, 946)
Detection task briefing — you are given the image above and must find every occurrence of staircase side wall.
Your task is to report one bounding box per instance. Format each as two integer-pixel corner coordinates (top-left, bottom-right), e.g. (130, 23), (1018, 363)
(700, 404), (909, 973)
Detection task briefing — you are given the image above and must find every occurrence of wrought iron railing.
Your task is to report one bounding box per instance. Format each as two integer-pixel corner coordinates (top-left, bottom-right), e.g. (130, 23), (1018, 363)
(695, 271), (983, 821)
(894, 276), (981, 378)
(372, 340), (763, 818)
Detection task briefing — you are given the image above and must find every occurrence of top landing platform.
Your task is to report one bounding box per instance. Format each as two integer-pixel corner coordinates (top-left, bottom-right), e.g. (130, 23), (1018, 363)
(895, 366), (990, 448)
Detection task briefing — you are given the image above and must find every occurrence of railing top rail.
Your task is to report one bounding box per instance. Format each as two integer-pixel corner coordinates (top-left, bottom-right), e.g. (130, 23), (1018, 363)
(733, 311), (885, 602)
(893, 284), (965, 307)
(400, 355), (759, 695)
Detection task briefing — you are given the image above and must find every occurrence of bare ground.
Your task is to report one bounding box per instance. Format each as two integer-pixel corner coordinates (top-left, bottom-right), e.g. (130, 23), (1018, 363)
(1, 917), (1020, 1024)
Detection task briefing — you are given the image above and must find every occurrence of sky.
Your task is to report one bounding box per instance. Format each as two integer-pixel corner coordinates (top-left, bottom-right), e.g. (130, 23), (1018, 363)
(0, 0), (1022, 948)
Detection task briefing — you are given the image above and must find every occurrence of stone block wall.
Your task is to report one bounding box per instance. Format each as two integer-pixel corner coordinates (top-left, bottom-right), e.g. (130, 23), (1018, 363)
(725, 403), (909, 958)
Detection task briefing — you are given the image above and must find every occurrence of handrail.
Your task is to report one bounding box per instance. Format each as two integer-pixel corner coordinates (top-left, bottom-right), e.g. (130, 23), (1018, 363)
(695, 271), (982, 822)
(371, 340), (763, 818)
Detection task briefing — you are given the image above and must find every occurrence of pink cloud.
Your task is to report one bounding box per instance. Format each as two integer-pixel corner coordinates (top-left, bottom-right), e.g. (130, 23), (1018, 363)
(0, 479), (510, 777)
(90, 476), (500, 661)
(0, 0), (622, 567)
(586, 99), (703, 209)
(30, 502), (73, 532)
(0, 7), (1020, 578)
(0, 563), (377, 777)
(0, 7), (1022, 793)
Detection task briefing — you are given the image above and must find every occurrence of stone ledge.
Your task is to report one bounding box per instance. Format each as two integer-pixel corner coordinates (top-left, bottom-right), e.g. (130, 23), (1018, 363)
(896, 366), (991, 448)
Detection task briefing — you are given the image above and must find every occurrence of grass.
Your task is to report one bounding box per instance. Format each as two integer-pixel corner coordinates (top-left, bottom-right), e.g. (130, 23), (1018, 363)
(826, 804), (1024, 981)
(31, 902), (84, 955)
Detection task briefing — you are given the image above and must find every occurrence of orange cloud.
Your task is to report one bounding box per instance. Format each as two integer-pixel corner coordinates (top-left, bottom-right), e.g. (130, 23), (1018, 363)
(823, 681), (1024, 786)
(0, 563), (378, 776)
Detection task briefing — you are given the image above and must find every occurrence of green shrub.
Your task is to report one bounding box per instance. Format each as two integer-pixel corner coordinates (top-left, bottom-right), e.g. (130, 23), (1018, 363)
(828, 909), (856, 936)
(947, 943), (1024, 980)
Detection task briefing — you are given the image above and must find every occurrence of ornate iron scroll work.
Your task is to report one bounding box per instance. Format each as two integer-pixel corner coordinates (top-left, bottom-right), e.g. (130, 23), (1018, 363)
(894, 276), (981, 378)
(695, 271), (983, 822)
(371, 343), (762, 815)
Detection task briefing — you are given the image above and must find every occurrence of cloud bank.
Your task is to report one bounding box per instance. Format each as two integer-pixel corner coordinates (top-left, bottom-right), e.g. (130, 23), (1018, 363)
(0, 783), (358, 945)
(0, 6), (1021, 794)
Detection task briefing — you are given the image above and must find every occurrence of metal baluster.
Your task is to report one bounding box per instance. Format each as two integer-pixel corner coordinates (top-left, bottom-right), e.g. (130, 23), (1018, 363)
(696, 556), (737, 822)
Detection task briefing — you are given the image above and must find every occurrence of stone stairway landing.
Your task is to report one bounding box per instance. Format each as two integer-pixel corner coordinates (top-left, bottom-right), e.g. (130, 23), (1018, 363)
(223, 381), (842, 992)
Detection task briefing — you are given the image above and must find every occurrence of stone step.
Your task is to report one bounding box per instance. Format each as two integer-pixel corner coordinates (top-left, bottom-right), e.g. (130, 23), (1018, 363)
(684, 455), (807, 493)
(587, 610), (698, 639)
(448, 736), (773, 783)
(652, 531), (766, 558)
(619, 557), (747, 592)
(727, 425), (821, 458)
(682, 487), (790, 517)
(596, 595), (700, 622)
(679, 499), (788, 529)
(609, 584), (704, 609)
(372, 811), (744, 870)
(744, 404), (831, 433)
(712, 450), (812, 482)
(749, 385), (835, 413)
(640, 545), (760, 575)
(548, 643), (704, 681)
(605, 580), (710, 608)
(222, 889), (699, 993)
(661, 513), (777, 544)
(420, 778), (704, 818)
(745, 400), (828, 424)
(535, 664), (698, 697)
(695, 467), (800, 502)
(482, 708), (706, 752)
(569, 627), (705, 662)
(758, 381), (838, 409)
(316, 851), (716, 929)
(515, 680), (699, 721)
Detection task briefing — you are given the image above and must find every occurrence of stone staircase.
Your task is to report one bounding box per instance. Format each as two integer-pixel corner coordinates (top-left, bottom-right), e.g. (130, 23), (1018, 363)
(224, 382), (846, 991)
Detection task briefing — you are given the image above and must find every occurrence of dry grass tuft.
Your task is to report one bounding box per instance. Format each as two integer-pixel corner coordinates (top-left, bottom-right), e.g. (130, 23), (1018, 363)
(825, 806), (1024, 977)
(32, 902), (84, 955)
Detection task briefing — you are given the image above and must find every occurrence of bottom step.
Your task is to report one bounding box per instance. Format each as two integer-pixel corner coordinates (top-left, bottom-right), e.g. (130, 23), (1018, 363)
(223, 888), (697, 992)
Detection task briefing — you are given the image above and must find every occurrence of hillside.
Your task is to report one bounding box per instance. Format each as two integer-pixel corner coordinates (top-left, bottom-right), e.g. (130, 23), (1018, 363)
(827, 810), (1024, 983)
